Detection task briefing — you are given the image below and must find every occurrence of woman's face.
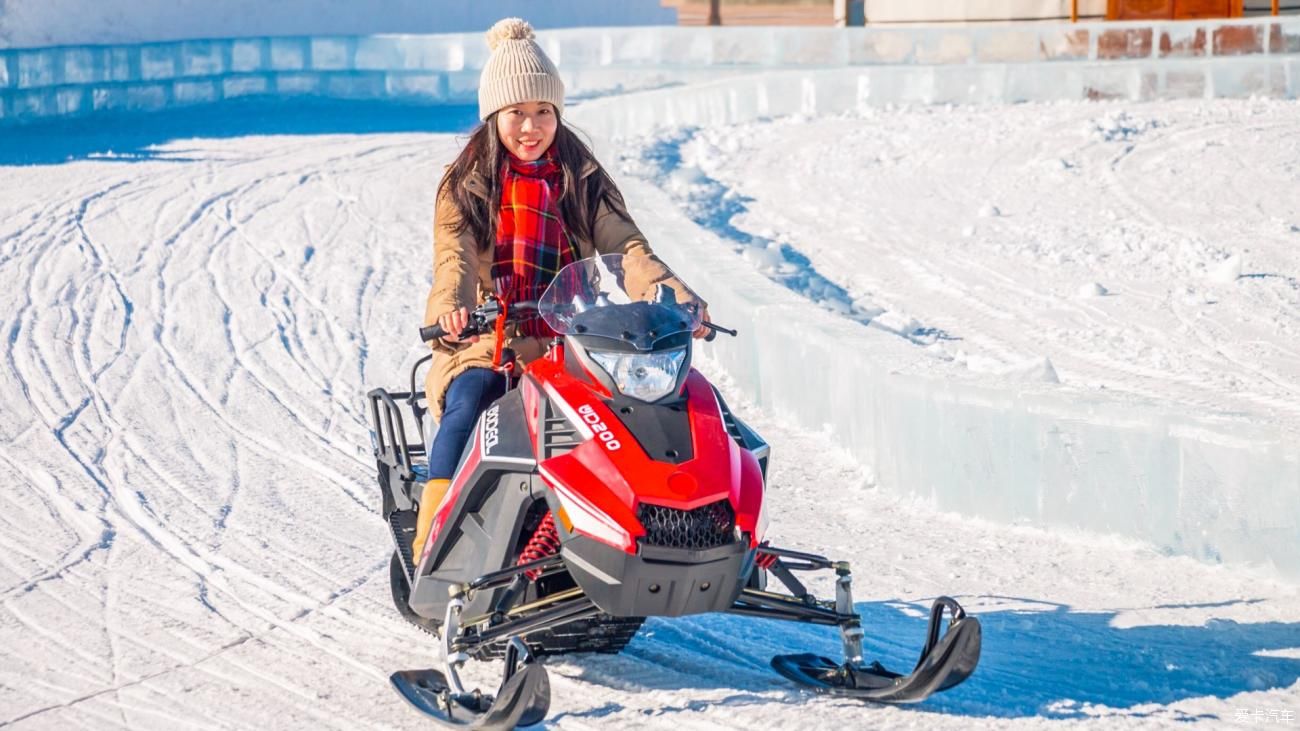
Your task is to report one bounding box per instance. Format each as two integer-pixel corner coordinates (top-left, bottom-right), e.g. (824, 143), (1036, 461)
(496, 102), (559, 162)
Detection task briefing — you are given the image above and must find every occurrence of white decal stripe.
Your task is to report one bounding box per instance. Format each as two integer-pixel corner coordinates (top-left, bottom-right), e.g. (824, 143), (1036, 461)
(543, 384), (594, 440)
(538, 465), (630, 546)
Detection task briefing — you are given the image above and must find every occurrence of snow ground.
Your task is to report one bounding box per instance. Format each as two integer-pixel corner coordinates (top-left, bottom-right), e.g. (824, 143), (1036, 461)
(619, 98), (1300, 439)
(0, 101), (1298, 729)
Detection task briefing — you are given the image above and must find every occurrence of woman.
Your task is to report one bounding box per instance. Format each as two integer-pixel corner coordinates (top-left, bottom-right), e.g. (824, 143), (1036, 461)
(414, 18), (710, 555)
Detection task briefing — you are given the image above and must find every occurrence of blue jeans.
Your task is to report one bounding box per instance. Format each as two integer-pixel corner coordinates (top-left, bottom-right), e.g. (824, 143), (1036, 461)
(427, 368), (506, 480)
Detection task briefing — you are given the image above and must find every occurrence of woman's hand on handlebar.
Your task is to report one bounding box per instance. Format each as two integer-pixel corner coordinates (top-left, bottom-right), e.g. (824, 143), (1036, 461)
(693, 307), (712, 339)
(438, 306), (479, 344)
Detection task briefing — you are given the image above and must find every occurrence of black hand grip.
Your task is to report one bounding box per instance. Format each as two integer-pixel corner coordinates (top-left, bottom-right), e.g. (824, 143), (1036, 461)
(420, 323), (447, 342)
(701, 322), (737, 341)
(422, 321), (485, 343)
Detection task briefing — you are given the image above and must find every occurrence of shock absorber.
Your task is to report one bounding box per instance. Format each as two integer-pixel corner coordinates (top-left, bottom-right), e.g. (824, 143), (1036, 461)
(517, 511), (561, 581)
(835, 561), (864, 666)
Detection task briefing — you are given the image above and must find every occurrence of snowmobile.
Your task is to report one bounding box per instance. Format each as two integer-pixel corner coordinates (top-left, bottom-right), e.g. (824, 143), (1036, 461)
(367, 254), (980, 728)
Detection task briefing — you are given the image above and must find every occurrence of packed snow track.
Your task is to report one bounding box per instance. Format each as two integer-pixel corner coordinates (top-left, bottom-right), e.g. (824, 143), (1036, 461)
(1, 103), (1297, 729)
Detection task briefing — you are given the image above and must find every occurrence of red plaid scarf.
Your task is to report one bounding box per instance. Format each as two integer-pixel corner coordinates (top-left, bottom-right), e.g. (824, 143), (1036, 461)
(493, 152), (579, 337)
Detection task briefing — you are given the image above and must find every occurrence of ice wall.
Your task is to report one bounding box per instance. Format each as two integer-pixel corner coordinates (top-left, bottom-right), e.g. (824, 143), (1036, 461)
(569, 59), (1298, 142)
(0, 0), (677, 49)
(0, 30), (770, 125)
(2, 18), (1297, 127)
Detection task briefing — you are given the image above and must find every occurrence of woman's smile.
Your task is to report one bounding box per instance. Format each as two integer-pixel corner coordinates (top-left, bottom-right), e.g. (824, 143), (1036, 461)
(497, 101), (558, 161)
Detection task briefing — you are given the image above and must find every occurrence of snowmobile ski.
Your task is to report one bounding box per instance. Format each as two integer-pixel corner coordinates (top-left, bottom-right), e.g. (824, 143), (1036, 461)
(390, 646), (550, 729)
(389, 664), (549, 730)
(771, 596), (981, 703)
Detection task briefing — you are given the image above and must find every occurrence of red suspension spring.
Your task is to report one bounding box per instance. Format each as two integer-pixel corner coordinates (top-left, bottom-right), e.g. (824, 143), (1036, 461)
(517, 511), (561, 581)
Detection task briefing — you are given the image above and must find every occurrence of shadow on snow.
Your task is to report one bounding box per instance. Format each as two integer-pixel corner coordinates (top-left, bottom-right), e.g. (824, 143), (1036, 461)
(0, 99), (481, 166)
(545, 597), (1300, 722)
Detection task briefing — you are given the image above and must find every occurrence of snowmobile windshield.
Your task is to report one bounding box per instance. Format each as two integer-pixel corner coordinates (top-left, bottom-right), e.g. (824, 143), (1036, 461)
(538, 255), (702, 349)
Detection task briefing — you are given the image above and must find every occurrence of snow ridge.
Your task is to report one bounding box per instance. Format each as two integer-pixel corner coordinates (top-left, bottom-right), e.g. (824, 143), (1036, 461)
(620, 125), (961, 349)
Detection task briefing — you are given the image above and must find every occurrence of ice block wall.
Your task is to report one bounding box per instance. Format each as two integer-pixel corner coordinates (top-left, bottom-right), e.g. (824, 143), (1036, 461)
(2, 18), (1297, 126)
(569, 57), (1297, 142)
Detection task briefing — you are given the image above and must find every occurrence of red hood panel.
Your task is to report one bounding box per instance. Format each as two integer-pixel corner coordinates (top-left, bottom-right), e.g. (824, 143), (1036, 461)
(532, 360), (765, 551)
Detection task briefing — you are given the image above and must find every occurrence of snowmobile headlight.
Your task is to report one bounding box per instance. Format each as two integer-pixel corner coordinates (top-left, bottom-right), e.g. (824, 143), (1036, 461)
(588, 348), (686, 402)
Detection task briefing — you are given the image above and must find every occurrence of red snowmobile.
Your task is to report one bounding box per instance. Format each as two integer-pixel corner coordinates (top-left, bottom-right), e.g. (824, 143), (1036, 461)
(367, 254), (980, 728)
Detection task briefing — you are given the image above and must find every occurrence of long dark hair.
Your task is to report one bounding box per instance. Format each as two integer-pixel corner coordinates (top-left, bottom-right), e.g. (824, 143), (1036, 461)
(439, 112), (632, 252)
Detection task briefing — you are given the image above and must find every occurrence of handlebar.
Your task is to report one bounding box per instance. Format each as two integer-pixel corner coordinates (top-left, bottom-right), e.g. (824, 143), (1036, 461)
(420, 299), (538, 344)
(419, 298), (737, 343)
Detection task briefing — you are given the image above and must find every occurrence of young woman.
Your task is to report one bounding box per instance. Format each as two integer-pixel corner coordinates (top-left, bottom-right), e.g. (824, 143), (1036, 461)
(413, 18), (710, 555)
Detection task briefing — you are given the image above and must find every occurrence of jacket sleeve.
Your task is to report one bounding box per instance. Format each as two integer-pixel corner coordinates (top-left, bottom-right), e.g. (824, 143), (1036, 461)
(591, 197), (709, 313)
(424, 185), (482, 355)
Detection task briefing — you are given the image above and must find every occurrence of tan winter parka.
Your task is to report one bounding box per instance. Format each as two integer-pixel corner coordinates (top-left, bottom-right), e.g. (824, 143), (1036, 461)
(423, 161), (706, 418)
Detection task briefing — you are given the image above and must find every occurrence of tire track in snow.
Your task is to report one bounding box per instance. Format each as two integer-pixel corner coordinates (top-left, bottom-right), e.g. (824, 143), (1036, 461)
(0, 176), (283, 721)
(0, 159), (404, 727)
(192, 169), (383, 507)
(1094, 117), (1300, 408)
(0, 184), (134, 602)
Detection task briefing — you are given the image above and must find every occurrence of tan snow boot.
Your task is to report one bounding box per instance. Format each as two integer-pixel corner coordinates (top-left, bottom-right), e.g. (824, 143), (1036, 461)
(411, 478), (451, 558)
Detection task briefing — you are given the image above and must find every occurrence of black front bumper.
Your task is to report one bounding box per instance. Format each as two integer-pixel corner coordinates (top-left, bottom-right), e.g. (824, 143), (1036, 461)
(562, 534), (750, 618)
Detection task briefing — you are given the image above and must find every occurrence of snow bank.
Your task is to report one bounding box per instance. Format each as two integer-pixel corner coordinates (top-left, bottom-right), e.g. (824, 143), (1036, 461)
(605, 172), (1300, 580)
(0, 0), (677, 49)
(568, 85), (1300, 581)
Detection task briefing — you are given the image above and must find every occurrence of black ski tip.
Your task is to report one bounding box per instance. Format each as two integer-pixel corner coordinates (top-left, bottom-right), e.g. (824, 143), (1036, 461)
(935, 617), (981, 693)
(772, 617), (981, 704)
(478, 663), (550, 729)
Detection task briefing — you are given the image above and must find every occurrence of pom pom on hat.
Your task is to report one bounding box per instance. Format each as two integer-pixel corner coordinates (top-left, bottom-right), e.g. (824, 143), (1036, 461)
(486, 18), (535, 51)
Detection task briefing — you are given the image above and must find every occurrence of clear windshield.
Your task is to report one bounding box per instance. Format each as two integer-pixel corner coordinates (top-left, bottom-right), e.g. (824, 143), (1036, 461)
(538, 254), (702, 337)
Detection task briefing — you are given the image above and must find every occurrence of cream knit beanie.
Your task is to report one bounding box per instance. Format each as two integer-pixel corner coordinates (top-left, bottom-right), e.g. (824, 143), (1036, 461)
(478, 18), (565, 121)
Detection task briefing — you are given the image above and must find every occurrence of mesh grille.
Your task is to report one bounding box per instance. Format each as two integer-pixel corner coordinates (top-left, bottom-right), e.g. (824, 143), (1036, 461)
(637, 500), (736, 550)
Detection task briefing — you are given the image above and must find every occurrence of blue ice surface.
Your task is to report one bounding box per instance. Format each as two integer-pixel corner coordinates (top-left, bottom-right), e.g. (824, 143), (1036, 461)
(0, 98), (480, 166)
(555, 599), (1300, 720)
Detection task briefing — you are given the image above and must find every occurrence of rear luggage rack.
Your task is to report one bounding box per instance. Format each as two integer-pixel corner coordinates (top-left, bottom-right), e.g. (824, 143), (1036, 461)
(369, 353), (432, 516)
